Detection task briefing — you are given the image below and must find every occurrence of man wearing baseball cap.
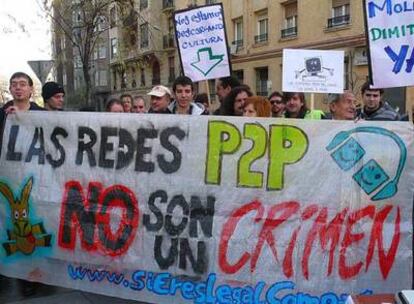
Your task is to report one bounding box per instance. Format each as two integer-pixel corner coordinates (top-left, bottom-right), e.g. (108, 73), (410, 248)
(147, 85), (172, 114)
(42, 81), (65, 111)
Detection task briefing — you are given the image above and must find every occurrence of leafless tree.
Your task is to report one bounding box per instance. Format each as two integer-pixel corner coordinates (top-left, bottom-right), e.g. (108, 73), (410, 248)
(38, 0), (134, 105)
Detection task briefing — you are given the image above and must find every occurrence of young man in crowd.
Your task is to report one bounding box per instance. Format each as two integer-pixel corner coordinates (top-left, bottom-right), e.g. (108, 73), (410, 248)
(214, 76), (240, 115)
(0, 71), (45, 297)
(147, 85), (172, 114)
(41, 81), (65, 111)
(0, 72), (44, 128)
(327, 91), (356, 120)
(358, 82), (400, 120)
(268, 91), (285, 117)
(131, 95), (146, 113)
(120, 94), (133, 113)
(169, 76), (205, 115)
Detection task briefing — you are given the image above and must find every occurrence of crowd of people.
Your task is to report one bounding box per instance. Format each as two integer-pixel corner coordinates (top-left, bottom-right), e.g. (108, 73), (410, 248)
(0, 71), (408, 298)
(0, 72), (406, 128)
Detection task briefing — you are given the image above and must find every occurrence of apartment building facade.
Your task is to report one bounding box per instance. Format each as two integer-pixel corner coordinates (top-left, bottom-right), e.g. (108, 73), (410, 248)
(223, 0), (412, 113)
(52, 0), (111, 110)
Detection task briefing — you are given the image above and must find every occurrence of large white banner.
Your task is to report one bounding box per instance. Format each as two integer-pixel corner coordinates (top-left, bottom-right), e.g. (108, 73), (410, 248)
(282, 49), (344, 93)
(0, 112), (413, 304)
(174, 4), (231, 82)
(364, 0), (414, 88)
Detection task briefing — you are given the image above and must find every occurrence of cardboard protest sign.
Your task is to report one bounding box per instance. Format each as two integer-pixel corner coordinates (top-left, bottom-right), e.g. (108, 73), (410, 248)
(364, 0), (414, 88)
(174, 4), (231, 82)
(282, 49), (344, 93)
(0, 112), (413, 304)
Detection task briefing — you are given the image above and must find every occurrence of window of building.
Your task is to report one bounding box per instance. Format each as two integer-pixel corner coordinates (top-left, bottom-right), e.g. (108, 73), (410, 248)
(110, 38), (117, 59)
(95, 16), (107, 32)
(233, 18), (243, 47)
(255, 13), (268, 43)
(74, 54), (82, 68)
(233, 70), (244, 84)
(168, 56), (175, 83)
(255, 67), (268, 96)
(328, 0), (350, 27)
(208, 79), (215, 101)
(112, 70), (117, 90)
(282, 2), (297, 38)
(131, 67), (137, 88)
(344, 56), (349, 90)
(95, 70), (108, 87)
(110, 7), (116, 28)
(140, 0), (148, 10)
(72, 10), (82, 24)
(140, 68), (145, 87)
(94, 42), (107, 59)
(140, 23), (149, 48)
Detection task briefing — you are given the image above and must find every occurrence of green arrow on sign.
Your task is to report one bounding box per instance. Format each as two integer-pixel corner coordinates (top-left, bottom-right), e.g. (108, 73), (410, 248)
(190, 47), (224, 76)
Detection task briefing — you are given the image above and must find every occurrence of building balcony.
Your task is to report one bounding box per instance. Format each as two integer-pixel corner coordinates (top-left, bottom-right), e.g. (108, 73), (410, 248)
(254, 33), (268, 44)
(327, 15), (350, 28)
(163, 34), (175, 49)
(232, 39), (243, 47)
(281, 27), (297, 38)
(162, 0), (174, 10)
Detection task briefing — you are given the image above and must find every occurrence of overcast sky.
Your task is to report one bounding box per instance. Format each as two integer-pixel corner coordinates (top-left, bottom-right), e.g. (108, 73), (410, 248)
(0, 0), (51, 80)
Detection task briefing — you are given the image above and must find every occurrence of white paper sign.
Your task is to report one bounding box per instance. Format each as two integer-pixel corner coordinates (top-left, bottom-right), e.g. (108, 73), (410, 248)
(364, 0), (414, 88)
(283, 49), (344, 93)
(174, 4), (231, 82)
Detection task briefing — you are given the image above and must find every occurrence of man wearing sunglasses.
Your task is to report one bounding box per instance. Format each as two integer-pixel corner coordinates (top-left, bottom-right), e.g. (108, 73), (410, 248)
(268, 91), (285, 118)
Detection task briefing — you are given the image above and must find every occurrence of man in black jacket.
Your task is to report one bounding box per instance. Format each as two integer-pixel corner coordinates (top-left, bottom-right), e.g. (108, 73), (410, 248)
(357, 82), (400, 121)
(0, 71), (45, 297)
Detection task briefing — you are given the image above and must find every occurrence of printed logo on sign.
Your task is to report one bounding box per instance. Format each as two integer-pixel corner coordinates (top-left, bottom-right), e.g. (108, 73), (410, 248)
(295, 57), (334, 82)
(0, 177), (52, 256)
(326, 127), (407, 201)
(190, 47), (224, 76)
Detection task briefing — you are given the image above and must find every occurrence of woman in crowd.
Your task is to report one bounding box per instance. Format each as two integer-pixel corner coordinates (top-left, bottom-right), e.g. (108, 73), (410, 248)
(220, 85), (253, 116)
(283, 92), (325, 119)
(242, 96), (271, 118)
(105, 98), (124, 113)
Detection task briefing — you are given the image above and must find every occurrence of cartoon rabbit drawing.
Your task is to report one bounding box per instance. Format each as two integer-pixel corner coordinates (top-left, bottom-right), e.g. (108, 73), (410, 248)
(0, 177), (51, 255)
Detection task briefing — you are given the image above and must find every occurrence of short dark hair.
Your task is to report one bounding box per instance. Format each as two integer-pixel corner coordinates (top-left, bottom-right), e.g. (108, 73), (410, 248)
(194, 93), (209, 105)
(173, 76), (194, 92)
(120, 94), (133, 102)
(361, 82), (384, 95)
(105, 98), (122, 112)
(221, 85), (253, 116)
(218, 76), (240, 89)
(10, 72), (33, 87)
(283, 92), (308, 118)
(268, 91), (283, 101)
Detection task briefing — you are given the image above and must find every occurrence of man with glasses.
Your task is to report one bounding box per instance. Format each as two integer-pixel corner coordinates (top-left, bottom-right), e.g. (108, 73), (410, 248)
(268, 91), (285, 118)
(0, 71), (45, 297)
(0, 72), (44, 128)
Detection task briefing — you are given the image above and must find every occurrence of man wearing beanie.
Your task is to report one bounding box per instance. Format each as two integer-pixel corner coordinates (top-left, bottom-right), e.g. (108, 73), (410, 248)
(42, 81), (65, 111)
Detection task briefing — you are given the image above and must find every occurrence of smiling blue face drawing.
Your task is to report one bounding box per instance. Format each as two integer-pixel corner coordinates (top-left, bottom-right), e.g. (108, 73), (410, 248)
(326, 127), (407, 201)
(330, 137), (365, 171)
(353, 159), (389, 195)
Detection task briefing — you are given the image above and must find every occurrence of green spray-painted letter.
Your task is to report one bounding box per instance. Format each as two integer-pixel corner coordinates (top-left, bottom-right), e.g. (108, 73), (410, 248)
(238, 123), (267, 188)
(205, 121), (241, 184)
(267, 125), (308, 190)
